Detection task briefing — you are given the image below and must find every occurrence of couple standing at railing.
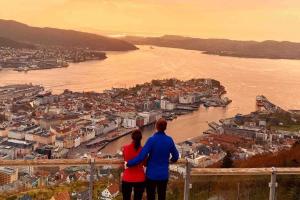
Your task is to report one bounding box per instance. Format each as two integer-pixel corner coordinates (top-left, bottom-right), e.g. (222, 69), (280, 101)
(121, 118), (179, 200)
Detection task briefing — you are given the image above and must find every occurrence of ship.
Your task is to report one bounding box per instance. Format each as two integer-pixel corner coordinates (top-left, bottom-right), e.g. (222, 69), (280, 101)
(61, 61), (69, 67)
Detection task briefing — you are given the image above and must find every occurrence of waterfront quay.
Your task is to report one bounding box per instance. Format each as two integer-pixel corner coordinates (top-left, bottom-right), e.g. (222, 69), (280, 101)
(0, 78), (231, 161)
(67, 128), (135, 159)
(177, 95), (300, 167)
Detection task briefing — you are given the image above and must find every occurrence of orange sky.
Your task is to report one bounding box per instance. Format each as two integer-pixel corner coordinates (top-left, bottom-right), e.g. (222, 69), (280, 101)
(1, 0), (300, 41)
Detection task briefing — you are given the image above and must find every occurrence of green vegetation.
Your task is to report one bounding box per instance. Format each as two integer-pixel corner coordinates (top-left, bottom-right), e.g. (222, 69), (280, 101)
(0, 181), (119, 200)
(0, 181), (89, 200)
(271, 124), (300, 132)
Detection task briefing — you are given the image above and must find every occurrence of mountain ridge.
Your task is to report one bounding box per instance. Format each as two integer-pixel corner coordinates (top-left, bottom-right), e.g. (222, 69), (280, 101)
(0, 19), (137, 51)
(0, 36), (35, 49)
(124, 35), (300, 60)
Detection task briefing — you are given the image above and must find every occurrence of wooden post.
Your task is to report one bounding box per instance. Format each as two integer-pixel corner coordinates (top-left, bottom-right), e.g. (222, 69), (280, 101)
(237, 182), (240, 200)
(269, 167), (277, 200)
(89, 158), (95, 200)
(184, 160), (191, 200)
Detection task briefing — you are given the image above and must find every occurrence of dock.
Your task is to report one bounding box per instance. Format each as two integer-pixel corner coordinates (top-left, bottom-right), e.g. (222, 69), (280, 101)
(85, 128), (135, 149)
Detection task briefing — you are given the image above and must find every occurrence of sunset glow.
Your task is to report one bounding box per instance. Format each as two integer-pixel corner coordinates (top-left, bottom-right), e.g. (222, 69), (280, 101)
(1, 0), (300, 41)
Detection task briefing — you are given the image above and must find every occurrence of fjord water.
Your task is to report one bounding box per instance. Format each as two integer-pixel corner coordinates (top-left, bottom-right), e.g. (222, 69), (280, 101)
(1, 45), (300, 153)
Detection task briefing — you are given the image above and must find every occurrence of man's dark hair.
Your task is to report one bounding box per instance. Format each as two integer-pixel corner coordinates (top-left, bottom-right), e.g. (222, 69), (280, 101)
(156, 118), (167, 132)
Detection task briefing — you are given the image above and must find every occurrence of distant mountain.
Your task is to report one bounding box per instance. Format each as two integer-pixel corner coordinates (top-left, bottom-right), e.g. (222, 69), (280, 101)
(0, 19), (137, 51)
(124, 35), (300, 60)
(0, 36), (35, 49)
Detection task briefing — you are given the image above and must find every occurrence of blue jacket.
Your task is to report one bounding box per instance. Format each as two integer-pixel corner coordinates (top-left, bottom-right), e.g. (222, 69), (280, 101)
(127, 131), (179, 181)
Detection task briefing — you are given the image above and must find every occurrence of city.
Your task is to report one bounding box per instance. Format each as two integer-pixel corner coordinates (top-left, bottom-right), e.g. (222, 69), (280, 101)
(0, 46), (107, 71)
(0, 79), (233, 199)
(0, 78), (300, 199)
(1, 1), (300, 199)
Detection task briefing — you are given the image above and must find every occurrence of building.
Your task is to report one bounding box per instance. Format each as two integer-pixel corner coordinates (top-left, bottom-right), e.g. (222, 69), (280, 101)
(122, 117), (137, 128)
(25, 130), (56, 146)
(160, 99), (176, 110)
(59, 134), (81, 149)
(0, 127), (8, 137)
(0, 167), (18, 186)
(179, 94), (196, 104)
(138, 111), (162, 125)
(1, 139), (36, 157)
(80, 127), (96, 143)
(8, 129), (25, 140)
(8, 123), (40, 140)
(0, 145), (15, 160)
(101, 183), (119, 200)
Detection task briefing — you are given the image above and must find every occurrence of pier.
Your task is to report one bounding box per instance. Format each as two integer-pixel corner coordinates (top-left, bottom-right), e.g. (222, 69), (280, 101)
(256, 95), (287, 113)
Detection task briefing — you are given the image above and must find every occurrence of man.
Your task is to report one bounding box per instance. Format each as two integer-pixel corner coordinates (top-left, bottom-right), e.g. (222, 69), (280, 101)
(127, 118), (179, 200)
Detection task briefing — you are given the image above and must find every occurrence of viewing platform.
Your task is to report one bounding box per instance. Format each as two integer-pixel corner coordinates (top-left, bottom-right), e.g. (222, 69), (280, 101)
(0, 159), (299, 200)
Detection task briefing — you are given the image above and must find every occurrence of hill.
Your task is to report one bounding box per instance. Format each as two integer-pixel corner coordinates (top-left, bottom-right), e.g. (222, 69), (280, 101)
(0, 36), (35, 49)
(124, 35), (300, 60)
(235, 142), (300, 168)
(0, 19), (137, 51)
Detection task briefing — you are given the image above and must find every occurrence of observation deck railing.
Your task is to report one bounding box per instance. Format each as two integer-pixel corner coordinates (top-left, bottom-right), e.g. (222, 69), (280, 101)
(1, 159), (300, 200)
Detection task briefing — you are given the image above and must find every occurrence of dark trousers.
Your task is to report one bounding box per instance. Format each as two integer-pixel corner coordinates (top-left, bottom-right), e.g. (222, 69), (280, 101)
(146, 178), (168, 200)
(122, 181), (145, 200)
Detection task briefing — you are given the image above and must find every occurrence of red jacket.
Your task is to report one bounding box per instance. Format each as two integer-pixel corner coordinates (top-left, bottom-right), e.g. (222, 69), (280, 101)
(122, 143), (146, 182)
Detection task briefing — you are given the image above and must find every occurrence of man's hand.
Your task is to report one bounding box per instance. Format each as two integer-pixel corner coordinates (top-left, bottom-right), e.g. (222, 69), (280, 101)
(124, 161), (128, 169)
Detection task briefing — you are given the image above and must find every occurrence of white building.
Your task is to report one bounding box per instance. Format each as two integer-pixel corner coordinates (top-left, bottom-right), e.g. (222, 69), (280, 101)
(122, 117), (137, 128)
(8, 130), (25, 140)
(80, 127), (96, 143)
(138, 111), (162, 125)
(179, 94), (196, 104)
(103, 121), (118, 134)
(160, 99), (176, 111)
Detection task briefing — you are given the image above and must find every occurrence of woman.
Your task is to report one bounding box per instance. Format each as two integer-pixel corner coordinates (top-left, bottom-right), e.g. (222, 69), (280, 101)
(122, 129), (146, 200)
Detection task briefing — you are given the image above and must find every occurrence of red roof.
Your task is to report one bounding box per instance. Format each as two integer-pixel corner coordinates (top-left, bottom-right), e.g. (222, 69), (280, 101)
(52, 191), (71, 200)
(108, 183), (119, 194)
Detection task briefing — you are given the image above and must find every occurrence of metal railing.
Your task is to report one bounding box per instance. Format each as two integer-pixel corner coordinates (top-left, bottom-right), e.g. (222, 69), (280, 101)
(1, 159), (300, 200)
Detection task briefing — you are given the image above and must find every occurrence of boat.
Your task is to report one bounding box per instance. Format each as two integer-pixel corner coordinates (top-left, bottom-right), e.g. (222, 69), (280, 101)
(61, 61), (69, 67)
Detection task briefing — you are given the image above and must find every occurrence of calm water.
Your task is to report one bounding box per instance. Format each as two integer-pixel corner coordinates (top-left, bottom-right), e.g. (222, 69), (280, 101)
(1, 45), (300, 154)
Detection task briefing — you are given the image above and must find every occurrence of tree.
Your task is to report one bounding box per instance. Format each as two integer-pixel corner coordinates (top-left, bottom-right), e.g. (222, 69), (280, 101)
(221, 151), (233, 168)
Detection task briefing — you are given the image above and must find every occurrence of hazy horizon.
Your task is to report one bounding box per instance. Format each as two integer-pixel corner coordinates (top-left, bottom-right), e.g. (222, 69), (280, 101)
(1, 0), (300, 42)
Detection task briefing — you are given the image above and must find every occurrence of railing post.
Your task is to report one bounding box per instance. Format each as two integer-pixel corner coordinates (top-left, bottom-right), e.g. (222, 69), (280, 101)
(269, 167), (277, 200)
(89, 158), (95, 200)
(184, 160), (191, 200)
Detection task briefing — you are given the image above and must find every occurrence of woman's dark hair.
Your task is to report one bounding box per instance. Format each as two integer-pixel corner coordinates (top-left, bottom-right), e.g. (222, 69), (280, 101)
(132, 129), (142, 151)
